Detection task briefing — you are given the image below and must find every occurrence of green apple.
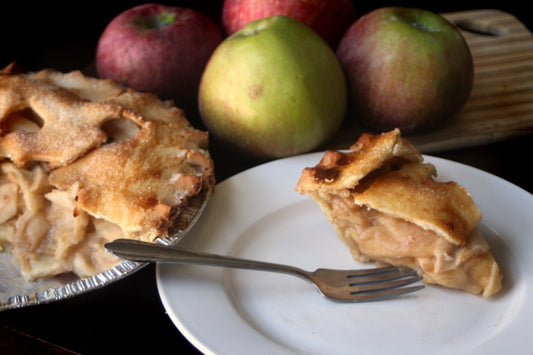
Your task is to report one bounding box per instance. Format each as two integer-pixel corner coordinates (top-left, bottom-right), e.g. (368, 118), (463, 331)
(336, 7), (473, 134)
(198, 15), (347, 159)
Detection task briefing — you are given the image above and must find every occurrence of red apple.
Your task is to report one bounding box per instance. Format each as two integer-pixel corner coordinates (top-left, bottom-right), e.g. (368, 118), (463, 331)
(336, 7), (474, 134)
(96, 3), (223, 111)
(222, 0), (356, 48)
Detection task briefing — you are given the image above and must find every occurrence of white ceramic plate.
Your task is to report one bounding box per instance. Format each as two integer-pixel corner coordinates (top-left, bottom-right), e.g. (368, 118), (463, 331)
(156, 153), (533, 355)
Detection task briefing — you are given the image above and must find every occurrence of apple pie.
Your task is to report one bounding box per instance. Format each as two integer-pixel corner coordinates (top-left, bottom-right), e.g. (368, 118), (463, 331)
(296, 129), (502, 297)
(0, 62), (215, 280)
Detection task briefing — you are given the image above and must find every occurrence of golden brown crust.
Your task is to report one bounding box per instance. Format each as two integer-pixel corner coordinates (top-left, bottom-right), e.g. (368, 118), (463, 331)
(295, 129), (422, 194)
(352, 162), (481, 246)
(0, 64), (214, 280)
(296, 129), (501, 297)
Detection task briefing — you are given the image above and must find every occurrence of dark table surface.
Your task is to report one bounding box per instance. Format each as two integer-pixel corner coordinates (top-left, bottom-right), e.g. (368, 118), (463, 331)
(1, 1), (532, 354)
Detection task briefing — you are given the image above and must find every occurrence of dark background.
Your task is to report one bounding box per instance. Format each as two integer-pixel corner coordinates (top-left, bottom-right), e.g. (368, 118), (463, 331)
(1, 1), (532, 354)
(2, 1), (532, 73)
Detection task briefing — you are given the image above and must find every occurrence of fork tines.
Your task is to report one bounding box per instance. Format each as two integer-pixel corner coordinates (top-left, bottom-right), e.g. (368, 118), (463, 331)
(349, 266), (425, 302)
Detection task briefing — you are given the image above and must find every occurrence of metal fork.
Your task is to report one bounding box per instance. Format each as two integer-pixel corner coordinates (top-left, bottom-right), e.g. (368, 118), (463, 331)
(105, 239), (424, 302)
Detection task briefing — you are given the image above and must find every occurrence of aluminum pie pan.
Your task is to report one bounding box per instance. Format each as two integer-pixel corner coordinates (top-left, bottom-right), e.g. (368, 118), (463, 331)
(0, 187), (211, 311)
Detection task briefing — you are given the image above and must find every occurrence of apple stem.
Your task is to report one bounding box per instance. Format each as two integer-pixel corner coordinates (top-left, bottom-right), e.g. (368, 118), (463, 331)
(135, 11), (176, 30)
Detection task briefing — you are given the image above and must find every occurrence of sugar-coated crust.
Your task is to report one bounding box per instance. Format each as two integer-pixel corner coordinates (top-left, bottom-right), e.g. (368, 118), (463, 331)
(296, 128), (480, 245)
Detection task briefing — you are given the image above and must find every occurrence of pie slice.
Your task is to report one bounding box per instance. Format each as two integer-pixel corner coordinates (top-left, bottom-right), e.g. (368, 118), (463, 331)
(0, 63), (215, 280)
(296, 129), (502, 297)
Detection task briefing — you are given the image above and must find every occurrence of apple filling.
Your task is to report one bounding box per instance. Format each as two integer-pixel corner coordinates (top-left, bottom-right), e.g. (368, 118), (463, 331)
(0, 162), (122, 279)
(312, 188), (501, 297)
(296, 129), (502, 297)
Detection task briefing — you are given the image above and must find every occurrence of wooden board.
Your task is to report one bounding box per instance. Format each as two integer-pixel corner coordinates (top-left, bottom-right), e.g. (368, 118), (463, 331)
(329, 9), (533, 153)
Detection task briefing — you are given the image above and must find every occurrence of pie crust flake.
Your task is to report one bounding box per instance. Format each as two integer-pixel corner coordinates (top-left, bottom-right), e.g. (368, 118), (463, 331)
(0, 63), (215, 280)
(296, 129), (502, 297)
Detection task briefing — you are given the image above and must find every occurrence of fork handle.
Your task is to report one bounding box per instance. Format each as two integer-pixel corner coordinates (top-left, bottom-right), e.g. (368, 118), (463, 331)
(105, 239), (309, 279)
